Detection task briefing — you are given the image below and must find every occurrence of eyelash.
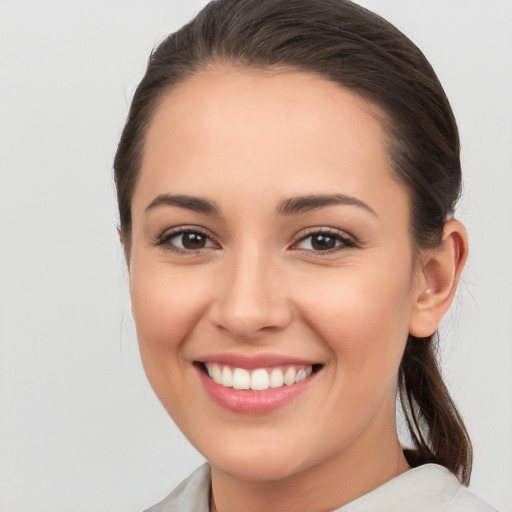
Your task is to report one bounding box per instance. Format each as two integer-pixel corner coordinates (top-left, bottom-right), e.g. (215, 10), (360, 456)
(291, 228), (357, 254)
(153, 226), (357, 254)
(153, 226), (219, 254)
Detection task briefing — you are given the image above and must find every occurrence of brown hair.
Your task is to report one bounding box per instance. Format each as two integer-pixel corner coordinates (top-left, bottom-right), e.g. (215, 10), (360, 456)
(114, 0), (472, 483)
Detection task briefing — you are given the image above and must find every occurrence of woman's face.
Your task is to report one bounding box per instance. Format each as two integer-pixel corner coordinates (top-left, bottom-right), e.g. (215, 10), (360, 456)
(129, 66), (425, 482)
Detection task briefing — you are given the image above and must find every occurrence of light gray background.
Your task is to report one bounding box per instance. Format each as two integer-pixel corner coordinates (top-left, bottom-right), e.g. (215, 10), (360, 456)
(0, 1), (510, 511)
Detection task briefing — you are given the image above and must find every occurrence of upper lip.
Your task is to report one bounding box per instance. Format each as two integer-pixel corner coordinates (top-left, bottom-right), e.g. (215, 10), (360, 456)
(195, 353), (322, 369)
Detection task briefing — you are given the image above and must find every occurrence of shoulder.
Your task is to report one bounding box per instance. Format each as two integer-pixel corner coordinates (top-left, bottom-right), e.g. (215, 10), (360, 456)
(143, 463), (211, 512)
(338, 464), (498, 512)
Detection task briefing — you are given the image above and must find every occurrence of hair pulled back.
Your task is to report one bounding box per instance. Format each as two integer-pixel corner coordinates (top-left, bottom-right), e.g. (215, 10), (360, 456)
(114, 0), (472, 483)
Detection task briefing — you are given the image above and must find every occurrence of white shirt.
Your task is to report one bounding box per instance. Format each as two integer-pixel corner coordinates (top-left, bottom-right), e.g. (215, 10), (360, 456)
(144, 463), (498, 512)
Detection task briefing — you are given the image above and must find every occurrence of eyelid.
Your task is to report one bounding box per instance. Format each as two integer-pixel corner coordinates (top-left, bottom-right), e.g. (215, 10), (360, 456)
(290, 227), (357, 252)
(152, 225), (220, 252)
(151, 225), (357, 254)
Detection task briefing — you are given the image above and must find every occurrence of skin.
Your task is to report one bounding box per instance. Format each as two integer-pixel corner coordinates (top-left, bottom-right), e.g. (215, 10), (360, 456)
(128, 65), (467, 512)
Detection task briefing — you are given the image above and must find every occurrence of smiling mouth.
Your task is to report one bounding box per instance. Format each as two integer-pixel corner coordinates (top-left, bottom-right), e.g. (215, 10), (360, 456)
(196, 362), (323, 391)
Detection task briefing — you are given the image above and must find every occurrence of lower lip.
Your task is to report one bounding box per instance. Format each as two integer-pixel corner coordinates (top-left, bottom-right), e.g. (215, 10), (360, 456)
(196, 367), (318, 414)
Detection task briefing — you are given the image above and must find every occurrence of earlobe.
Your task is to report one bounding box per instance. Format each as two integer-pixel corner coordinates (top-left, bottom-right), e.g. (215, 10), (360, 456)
(409, 220), (468, 338)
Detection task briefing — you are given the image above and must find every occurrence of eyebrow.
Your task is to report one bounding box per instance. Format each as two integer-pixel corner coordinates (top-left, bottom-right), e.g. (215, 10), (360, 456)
(277, 193), (377, 217)
(145, 194), (221, 215)
(144, 192), (376, 218)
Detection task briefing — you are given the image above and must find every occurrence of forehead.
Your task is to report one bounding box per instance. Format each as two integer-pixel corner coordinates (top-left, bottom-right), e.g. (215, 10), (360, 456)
(147, 64), (387, 161)
(133, 65), (405, 220)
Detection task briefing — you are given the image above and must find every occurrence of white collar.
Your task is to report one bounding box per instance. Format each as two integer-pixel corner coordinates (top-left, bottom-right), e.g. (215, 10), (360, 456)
(145, 462), (496, 512)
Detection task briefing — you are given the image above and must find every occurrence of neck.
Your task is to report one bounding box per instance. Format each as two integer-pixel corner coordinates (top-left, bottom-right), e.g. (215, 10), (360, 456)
(210, 419), (410, 512)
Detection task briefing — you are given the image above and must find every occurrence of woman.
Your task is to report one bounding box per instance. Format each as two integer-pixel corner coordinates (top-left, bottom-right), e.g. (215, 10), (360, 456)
(114, 0), (498, 510)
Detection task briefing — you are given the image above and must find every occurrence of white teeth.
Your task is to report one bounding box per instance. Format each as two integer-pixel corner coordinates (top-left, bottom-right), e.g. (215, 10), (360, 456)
(232, 368), (251, 390)
(295, 369), (307, 382)
(269, 368), (284, 388)
(203, 363), (314, 391)
(250, 369), (270, 391)
(211, 364), (222, 384)
(221, 366), (233, 387)
(283, 367), (297, 386)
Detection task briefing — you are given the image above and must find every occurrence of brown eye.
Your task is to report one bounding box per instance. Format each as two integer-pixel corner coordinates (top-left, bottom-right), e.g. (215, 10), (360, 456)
(157, 229), (217, 251)
(180, 232), (208, 249)
(294, 230), (355, 252)
(310, 234), (337, 251)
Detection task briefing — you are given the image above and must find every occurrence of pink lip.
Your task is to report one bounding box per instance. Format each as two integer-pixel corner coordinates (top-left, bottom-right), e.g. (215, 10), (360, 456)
(196, 352), (319, 369)
(194, 361), (320, 414)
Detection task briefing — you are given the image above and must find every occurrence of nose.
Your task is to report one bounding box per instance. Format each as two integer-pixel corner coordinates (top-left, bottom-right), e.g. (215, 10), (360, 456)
(209, 245), (293, 341)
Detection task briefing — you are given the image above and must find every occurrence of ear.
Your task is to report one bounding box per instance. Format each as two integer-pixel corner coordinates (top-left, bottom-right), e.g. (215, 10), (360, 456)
(409, 220), (468, 338)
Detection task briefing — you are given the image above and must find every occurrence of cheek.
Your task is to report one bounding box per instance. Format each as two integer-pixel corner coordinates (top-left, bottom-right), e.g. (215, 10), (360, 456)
(297, 264), (414, 377)
(129, 264), (211, 375)
(129, 264), (219, 426)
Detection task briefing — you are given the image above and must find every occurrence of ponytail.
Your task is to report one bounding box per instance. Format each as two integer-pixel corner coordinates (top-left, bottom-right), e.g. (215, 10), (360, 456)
(399, 334), (473, 484)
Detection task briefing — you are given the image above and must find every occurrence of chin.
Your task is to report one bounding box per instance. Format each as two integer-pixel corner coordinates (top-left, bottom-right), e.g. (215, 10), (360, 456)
(197, 432), (317, 482)
(213, 451), (305, 482)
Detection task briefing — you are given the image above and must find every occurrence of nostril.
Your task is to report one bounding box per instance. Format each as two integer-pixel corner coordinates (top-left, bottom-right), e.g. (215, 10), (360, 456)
(207, 275), (293, 340)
